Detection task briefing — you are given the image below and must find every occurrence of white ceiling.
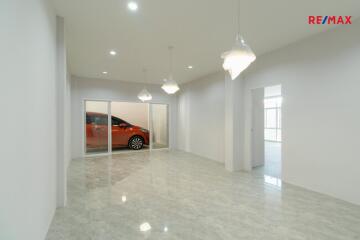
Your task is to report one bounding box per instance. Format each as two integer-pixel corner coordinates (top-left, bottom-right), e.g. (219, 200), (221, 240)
(52, 0), (360, 84)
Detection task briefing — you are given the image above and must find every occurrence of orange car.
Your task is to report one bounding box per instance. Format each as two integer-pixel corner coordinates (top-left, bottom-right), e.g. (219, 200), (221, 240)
(86, 112), (149, 150)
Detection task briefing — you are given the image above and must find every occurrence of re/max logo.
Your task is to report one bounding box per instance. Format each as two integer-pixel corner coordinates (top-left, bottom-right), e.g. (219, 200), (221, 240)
(308, 16), (352, 25)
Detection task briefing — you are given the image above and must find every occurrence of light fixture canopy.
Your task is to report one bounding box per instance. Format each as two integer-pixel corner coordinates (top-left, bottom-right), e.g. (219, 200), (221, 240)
(140, 222), (151, 232)
(221, 34), (256, 80)
(162, 46), (180, 94)
(137, 68), (152, 102)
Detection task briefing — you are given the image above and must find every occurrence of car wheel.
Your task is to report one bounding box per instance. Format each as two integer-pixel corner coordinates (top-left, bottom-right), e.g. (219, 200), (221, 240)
(129, 136), (144, 150)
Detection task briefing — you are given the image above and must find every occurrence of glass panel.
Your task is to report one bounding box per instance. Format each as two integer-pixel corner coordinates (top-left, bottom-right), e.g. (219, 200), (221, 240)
(264, 97), (282, 108)
(277, 109), (282, 128)
(151, 104), (169, 149)
(264, 98), (277, 108)
(277, 129), (282, 142)
(85, 101), (109, 154)
(265, 109), (277, 128)
(111, 102), (149, 151)
(265, 129), (277, 141)
(264, 85), (281, 97)
(264, 86), (282, 143)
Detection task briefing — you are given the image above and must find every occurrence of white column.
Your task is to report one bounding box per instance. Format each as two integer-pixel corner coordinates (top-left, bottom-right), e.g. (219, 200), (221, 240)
(56, 16), (68, 207)
(224, 74), (245, 171)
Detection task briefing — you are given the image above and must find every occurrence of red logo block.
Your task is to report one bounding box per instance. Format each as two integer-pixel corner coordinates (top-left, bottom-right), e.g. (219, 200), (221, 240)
(308, 16), (352, 25)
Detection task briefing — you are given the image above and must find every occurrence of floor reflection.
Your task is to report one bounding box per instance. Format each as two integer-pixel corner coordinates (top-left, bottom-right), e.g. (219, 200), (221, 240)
(140, 222), (152, 232)
(264, 175), (282, 188)
(46, 150), (360, 240)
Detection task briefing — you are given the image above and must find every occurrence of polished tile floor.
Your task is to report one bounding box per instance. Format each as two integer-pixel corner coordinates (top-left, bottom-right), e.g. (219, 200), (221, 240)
(255, 141), (282, 178)
(46, 150), (360, 240)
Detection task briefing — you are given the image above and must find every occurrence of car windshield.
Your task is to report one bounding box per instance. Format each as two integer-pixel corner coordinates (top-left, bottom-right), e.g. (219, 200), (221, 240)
(86, 114), (108, 125)
(86, 113), (133, 127)
(111, 116), (132, 126)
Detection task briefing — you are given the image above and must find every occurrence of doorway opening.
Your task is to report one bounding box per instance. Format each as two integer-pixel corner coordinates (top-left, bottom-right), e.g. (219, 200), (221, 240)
(84, 100), (169, 156)
(251, 85), (282, 180)
(150, 104), (169, 149)
(264, 85), (282, 178)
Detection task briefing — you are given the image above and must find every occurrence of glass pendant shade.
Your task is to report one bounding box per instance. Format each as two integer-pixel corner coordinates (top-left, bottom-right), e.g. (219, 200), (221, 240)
(221, 34), (256, 80)
(137, 88), (152, 102)
(137, 68), (152, 102)
(161, 76), (179, 94)
(161, 46), (180, 94)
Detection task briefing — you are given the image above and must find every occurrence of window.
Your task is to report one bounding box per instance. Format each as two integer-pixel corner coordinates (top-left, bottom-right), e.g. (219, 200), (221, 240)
(112, 117), (121, 126)
(86, 115), (94, 124)
(93, 115), (108, 125)
(86, 114), (108, 125)
(264, 95), (282, 142)
(85, 101), (109, 154)
(112, 117), (128, 126)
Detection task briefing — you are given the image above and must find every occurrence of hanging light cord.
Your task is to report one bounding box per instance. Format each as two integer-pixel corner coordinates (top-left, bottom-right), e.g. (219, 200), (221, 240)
(236, 0), (241, 41)
(143, 68), (148, 87)
(168, 46), (174, 79)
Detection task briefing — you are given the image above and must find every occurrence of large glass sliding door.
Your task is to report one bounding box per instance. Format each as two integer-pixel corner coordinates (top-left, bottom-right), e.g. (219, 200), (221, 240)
(111, 102), (150, 152)
(150, 104), (169, 149)
(84, 101), (169, 156)
(85, 101), (110, 154)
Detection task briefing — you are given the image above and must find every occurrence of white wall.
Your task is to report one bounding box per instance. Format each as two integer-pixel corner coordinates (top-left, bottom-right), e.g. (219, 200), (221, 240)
(177, 72), (225, 162)
(56, 16), (71, 207)
(224, 74), (245, 171)
(65, 72), (72, 169)
(243, 21), (360, 205)
(0, 0), (58, 239)
(250, 88), (264, 168)
(71, 76), (177, 158)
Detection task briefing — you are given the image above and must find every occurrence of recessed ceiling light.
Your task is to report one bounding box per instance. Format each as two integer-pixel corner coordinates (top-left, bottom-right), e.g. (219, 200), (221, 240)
(102, 71), (108, 75)
(187, 65), (193, 69)
(109, 50), (117, 56)
(128, 1), (138, 11)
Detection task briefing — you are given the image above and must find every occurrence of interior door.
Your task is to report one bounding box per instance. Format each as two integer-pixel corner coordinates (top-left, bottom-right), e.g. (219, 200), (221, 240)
(251, 88), (265, 168)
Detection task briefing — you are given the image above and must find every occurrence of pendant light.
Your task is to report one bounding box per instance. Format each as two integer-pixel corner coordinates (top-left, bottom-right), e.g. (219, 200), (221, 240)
(162, 46), (180, 94)
(137, 68), (152, 102)
(221, 0), (256, 80)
